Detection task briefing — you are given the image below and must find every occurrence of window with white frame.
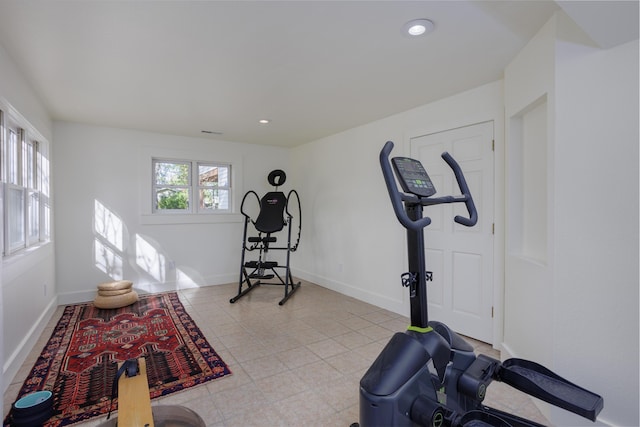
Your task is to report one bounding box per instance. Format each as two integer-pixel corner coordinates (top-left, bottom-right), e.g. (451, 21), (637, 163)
(152, 158), (231, 213)
(1, 108), (50, 256)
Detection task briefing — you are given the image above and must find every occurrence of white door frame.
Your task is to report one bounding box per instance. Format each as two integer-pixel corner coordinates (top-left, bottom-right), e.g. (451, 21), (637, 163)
(403, 113), (505, 349)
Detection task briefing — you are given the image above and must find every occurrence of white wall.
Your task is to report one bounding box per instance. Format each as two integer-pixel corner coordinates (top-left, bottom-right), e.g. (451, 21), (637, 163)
(290, 80), (505, 323)
(53, 122), (291, 303)
(0, 47), (52, 142)
(503, 13), (557, 370)
(0, 42), (56, 400)
(504, 11), (638, 427)
(553, 14), (638, 427)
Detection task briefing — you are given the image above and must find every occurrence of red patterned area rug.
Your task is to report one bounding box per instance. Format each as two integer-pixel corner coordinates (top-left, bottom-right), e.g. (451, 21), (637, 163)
(4, 292), (231, 427)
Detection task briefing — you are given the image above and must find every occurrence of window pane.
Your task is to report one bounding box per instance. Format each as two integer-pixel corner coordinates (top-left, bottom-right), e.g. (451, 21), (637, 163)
(8, 187), (25, 250)
(200, 188), (229, 211)
(155, 161), (189, 185)
(218, 166), (229, 187)
(155, 188), (189, 210)
(41, 152), (50, 197)
(7, 129), (18, 185)
(199, 165), (229, 187)
(218, 189), (229, 210)
(43, 197), (51, 240)
(26, 141), (35, 189)
(28, 190), (40, 242)
(22, 136), (28, 186)
(1, 116), (50, 256)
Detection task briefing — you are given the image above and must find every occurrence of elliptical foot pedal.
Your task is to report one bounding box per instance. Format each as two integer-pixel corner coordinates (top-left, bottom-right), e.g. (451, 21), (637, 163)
(499, 358), (604, 421)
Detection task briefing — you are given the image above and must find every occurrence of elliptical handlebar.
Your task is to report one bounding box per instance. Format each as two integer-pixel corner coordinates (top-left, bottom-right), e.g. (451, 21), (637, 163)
(441, 151), (478, 227)
(380, 141), (431, 231)
(379, 141), (478, 231)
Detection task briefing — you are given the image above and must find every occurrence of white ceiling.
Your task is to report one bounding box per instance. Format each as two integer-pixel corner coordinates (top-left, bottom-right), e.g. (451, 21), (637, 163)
(0, 1), (636, 147)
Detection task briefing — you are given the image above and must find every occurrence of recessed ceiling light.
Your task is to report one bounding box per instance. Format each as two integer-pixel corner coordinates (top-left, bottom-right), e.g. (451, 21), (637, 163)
(403, 19), (435, 37)
(259, 119), (271, 124)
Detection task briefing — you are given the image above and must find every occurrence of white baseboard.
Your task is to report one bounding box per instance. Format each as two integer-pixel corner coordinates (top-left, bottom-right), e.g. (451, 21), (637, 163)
(498, 341), (515, 361)
(57, 289), (95, 305)
(3, 296), (58, 395)
(57, 273), (238, 305)
(292, 268), (404, 315)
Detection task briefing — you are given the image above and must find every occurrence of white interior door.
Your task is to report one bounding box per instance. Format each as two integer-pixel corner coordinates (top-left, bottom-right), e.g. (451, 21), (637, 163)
(410, 121), (494, 343)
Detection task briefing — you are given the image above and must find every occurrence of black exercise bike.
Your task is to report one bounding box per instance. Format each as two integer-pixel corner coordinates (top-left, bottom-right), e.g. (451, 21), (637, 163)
(353, 141), (603, 427)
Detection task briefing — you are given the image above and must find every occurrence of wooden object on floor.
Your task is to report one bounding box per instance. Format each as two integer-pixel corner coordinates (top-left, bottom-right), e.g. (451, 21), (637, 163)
(117, 358), (154, 427)
(94, 280), (138, 309)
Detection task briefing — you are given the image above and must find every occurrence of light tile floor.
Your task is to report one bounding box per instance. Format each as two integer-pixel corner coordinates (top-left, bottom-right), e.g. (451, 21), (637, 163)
(4, 281), (549, 426)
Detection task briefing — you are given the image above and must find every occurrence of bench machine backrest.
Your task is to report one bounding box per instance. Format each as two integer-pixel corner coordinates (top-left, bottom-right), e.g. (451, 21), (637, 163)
(254, 191), (287, 234)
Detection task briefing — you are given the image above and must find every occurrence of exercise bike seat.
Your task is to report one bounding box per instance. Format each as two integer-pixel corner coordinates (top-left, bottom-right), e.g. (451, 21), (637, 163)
(428, 321), (474, 352)
(254, 192), (287, 233)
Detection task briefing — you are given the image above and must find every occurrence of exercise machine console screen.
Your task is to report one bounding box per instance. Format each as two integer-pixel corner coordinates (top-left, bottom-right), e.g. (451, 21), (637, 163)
(391, 157), (437, 198)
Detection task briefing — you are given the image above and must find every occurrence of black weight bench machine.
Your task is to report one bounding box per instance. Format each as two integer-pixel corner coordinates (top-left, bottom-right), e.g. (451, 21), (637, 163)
(230, 170), (301, 305)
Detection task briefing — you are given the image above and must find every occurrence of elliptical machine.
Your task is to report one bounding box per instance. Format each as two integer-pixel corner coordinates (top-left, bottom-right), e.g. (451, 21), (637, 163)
(354, 141), (603, 427)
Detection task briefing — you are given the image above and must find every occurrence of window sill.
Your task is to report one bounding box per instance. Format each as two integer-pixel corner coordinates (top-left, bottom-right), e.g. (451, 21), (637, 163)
(2, 240), (53, 267)
(140, 213), (244, 225)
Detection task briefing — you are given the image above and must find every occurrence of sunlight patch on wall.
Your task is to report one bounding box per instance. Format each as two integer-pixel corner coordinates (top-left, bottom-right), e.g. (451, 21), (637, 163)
(135, 234), (166, 283)
(94, 238), (123, 279)
(93, 199), (197, 289)
(94, 200), (125, 280)
(94, 200), (124, 251)
(176, 268), (199, 289)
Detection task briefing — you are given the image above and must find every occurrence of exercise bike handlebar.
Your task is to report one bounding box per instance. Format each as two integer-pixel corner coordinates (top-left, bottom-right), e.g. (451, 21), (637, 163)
(380, 141), (478, 231)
